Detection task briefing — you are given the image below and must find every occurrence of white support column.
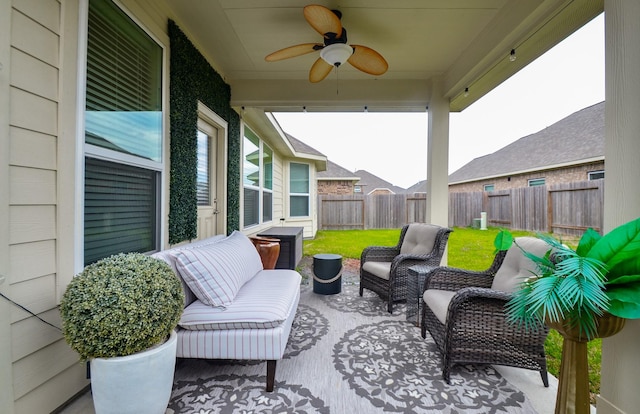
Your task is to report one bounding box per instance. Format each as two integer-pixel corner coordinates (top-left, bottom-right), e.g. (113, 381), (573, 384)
(426, 78), (450, 228)
(598, 1), (640, 413)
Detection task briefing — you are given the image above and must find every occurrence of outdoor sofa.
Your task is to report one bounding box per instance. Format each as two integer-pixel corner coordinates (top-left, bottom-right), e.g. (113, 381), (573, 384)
(152, 231), (301, 391)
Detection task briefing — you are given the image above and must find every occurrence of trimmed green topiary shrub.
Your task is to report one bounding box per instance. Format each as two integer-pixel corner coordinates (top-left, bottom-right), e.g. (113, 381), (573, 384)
(60, 253), (184, 361)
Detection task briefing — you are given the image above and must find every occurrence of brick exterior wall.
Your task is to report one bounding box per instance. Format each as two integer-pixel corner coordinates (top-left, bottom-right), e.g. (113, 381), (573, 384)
(449, 161), (605, 193)
(318, 180), (356, 195)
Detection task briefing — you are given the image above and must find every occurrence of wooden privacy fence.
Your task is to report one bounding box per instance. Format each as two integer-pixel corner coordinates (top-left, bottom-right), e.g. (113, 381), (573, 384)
(459, 180), (604, 235)
(319, 180), (604, 236)
(318, 194), (426, 230)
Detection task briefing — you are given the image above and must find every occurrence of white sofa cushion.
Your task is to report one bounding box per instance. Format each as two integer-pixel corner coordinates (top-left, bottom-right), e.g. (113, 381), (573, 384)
(175, 231), (263, 308)
(176, 270), (301, 361)
(179, 269), (301, 330)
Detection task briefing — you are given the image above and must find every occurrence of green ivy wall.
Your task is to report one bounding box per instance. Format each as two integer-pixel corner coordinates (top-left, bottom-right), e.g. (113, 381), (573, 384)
(168, 20), (240, 244)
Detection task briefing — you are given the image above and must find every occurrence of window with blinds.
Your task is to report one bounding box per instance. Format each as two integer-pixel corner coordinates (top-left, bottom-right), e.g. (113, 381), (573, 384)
(84, 0), (163, 264)
(85, 0), (162, 161)
(84, 158), (158, 266)
(290, 162), (310, 217)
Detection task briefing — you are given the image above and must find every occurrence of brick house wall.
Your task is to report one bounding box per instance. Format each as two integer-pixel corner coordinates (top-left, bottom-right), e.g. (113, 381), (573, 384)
(449, 161), (605, 193)
(318, 180), (355, 195)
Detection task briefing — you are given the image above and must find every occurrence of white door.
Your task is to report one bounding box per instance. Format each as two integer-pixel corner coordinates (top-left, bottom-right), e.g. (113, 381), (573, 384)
(196, 122), (219, 239)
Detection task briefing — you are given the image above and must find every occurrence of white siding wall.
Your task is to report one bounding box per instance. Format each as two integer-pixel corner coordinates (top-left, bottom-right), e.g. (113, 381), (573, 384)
(5, 1), (89, 413)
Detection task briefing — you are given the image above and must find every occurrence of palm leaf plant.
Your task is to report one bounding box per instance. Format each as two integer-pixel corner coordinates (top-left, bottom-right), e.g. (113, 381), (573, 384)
(495, 216), (640, 340)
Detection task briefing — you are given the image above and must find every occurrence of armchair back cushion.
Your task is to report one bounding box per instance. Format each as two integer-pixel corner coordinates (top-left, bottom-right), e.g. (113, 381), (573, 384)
(175, 231), (263, 308)
(399, 224), (439, 255)
(491, 237), (550, 293)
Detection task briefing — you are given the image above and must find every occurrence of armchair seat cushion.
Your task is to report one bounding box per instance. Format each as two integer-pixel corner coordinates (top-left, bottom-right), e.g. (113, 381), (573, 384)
(423, 290), (456, 324)
(361, 261), (392, 280)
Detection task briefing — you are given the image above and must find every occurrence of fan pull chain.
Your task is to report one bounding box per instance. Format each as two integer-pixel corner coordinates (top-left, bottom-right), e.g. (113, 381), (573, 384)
(335, 66), (339, 95)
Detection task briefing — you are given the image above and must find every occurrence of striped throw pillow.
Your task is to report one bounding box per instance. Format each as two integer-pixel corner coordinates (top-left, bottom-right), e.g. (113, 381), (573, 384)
(175, 231), (263, 308)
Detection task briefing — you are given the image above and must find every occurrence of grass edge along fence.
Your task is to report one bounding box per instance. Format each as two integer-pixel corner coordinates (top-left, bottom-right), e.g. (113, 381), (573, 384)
(303, 226), (602, 404)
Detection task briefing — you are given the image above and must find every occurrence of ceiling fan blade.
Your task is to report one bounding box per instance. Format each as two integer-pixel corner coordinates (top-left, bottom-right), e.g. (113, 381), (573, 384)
(304, 5), (342, 39)
(348, 45), (389, 76)
(265, 43), (323, 62)
(309, 57), (334, 83)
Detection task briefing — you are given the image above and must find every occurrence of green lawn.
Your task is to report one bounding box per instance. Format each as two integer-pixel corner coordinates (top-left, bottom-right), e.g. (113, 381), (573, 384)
(303, 226), (601, 402)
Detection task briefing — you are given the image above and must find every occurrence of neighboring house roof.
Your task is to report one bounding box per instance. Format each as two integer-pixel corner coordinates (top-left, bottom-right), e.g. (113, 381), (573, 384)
(283, 132), (328, 172)
(405, 180), (427, 194)
(449, 101), (605, 184)
(285, 133), (324, 157)
(354, 169), (406, 194)
(317, 160), (360, 181)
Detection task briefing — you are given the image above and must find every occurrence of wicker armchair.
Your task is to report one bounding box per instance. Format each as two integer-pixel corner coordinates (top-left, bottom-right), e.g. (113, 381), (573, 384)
(359, 223), (452, 313)
(421, 237), (550, 386)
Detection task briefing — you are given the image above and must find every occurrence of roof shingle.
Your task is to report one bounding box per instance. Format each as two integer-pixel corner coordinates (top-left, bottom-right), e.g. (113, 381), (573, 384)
(449, 102), (604, 183)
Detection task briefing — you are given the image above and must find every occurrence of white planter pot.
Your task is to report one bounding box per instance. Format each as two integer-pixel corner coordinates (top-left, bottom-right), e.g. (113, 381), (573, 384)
(90, 330), (177, 414)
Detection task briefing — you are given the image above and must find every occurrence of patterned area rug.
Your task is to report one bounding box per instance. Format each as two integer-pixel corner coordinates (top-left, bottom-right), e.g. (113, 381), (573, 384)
(168, 270), (537, 413)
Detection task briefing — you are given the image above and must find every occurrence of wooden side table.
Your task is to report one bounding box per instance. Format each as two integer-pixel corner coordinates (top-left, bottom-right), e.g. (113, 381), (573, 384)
(407, 265), (435, 327)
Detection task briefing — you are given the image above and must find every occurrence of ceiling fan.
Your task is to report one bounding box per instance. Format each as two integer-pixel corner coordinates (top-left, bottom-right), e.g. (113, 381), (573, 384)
(265, 4), (388, 83)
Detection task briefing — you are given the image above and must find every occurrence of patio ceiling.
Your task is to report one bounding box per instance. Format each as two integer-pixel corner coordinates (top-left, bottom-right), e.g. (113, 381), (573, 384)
(164, 0), (602, 113)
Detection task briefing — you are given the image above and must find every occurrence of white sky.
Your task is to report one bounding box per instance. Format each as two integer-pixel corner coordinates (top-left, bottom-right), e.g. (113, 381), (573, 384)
(273, 13), (605, 189)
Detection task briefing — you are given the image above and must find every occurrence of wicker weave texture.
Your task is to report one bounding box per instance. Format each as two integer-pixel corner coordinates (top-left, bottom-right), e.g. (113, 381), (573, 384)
(359, 224), (452, 313)
(420, 250), (549, 386)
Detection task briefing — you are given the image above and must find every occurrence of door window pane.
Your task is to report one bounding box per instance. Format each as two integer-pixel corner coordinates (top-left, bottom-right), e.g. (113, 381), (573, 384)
(197, 130), (210, 206)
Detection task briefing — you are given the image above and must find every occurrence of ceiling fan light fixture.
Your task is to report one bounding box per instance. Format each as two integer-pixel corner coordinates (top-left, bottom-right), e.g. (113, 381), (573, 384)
(320, 43), (353, 67)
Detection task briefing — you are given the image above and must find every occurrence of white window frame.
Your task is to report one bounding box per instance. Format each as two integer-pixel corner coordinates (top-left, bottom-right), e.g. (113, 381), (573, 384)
(241, 125), (273, 229)
(483, 184), (495, 192)
(528, 178), (546, 187)
(262, 144), (274, 223)
(289, 162), (311, 218)
(588, 170), (605, 180)
(80, 0), (168, 265)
